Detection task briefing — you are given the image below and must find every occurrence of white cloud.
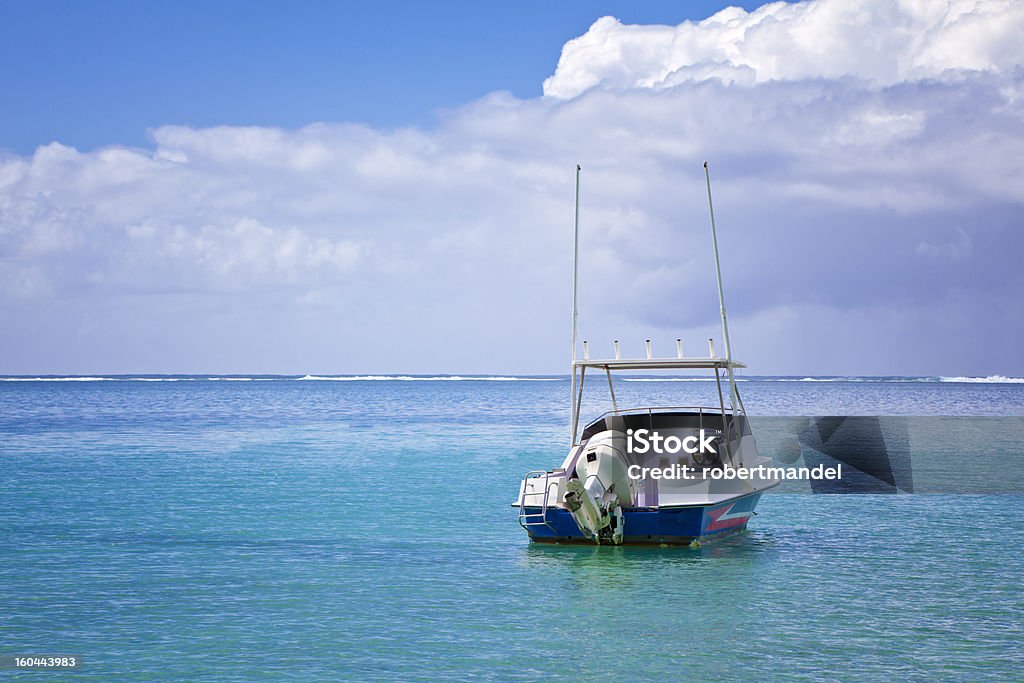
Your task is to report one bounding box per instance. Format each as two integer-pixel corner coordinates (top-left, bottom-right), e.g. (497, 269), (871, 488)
(543, 0), (1024, 98)
(1, 0), (1023, 374)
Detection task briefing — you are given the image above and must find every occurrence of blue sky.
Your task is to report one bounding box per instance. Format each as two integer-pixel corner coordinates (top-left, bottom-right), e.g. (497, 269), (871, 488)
(1, 1), (765, 153)
(1, 0), (1023, 376)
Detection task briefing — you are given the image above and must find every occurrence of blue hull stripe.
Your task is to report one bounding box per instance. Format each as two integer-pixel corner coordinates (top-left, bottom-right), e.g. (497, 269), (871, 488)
(523, 492), (763, 544)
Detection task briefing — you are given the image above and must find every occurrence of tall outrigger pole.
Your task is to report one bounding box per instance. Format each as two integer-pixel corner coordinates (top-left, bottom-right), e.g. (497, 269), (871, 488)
(570, 164), (582, 441)
(704, 161), (743, 417)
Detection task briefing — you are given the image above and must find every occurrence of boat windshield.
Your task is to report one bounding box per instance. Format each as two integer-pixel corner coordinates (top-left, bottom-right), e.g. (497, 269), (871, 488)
(581, 409), (750, 442)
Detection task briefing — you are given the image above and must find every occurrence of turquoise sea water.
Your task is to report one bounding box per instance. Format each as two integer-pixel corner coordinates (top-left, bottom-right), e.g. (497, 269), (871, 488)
(2, 377), (1023, 681)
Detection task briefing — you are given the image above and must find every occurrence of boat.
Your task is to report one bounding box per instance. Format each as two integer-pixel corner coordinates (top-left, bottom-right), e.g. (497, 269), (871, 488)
(515, 163), (780, 545)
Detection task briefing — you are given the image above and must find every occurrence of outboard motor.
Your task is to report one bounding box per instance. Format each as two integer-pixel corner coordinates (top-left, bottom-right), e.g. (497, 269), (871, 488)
(563, 431), (636, 544)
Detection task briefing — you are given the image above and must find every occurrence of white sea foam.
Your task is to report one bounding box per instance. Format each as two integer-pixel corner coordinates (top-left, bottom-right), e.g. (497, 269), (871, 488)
(939, 375), (1024, 384)
(754, 376), (1024, 384)
(0, 376), (215, 382)
(297, 375), (559, 382)
(625, 376), (1024, 384)
(762, 377), (924, 383)
(786, 378), (844, 382)
(0, 376), (115, 382)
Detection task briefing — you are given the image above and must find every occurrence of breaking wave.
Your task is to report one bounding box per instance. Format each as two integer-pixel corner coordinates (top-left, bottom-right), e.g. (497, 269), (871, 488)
(772, 376), (1024, 383)
(939, 375), (1024, 384)
(626, 376), (1024, 384)
(0, 376), (117, 382)
(297, 375), (559, 382)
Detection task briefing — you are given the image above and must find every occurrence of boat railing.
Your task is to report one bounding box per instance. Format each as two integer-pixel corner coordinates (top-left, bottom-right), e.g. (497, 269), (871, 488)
(587, 404), (739, 423)
(517, 469), (565, 532)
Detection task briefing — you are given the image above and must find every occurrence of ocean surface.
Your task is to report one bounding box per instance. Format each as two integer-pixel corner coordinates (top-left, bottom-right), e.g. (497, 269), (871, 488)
(2, 376), (1023, 681)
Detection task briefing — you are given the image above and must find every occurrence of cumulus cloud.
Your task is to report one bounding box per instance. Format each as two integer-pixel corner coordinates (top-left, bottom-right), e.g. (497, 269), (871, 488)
(1, 0), (1023, 375)
(543, 0), (1024, 97)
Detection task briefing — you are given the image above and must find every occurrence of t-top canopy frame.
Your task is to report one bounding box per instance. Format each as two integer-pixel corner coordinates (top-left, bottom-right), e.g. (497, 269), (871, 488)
(569, 355), (748, 446)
